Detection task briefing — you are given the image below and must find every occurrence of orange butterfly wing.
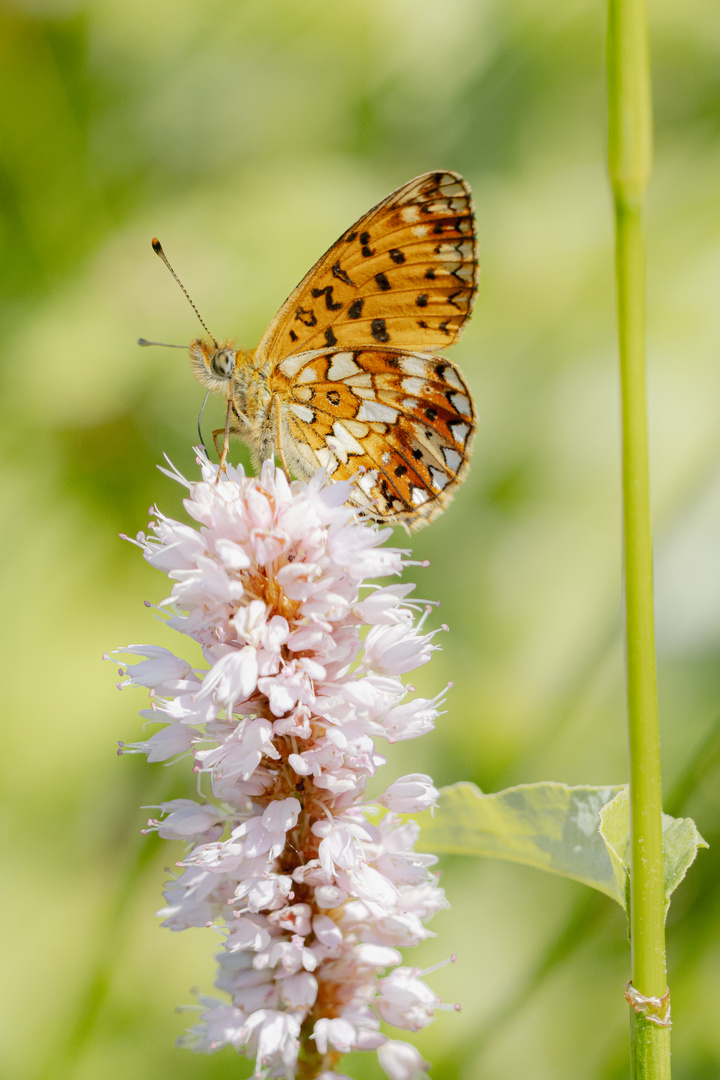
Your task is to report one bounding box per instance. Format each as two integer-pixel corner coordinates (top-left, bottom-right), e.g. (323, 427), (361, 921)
(256, 171), (478, 363)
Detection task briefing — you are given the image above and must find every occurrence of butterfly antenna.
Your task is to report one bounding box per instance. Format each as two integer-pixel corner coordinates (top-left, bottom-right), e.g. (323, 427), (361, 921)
(151, 238), (220, 349)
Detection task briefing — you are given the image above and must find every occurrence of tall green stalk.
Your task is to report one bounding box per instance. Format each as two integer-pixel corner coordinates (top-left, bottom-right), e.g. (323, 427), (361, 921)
(607, 0), (671, 1076)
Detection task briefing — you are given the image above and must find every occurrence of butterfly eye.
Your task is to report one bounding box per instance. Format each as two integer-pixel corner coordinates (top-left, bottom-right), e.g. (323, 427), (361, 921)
(211, 349), (236, 378)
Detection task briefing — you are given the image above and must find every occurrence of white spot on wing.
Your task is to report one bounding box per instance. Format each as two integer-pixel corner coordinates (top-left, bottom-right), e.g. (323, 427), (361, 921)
(449, 421), (470, 444)
(411, 487), (430, 507)
(439, 178), (467, 199)
(357, 471), (378, 496)
(327, 421), (365, 463)
(279, 354), (311, 378)
(449, 392), (471, 417)
(430, 468), (449, 490)
(453, 263), (475, 283)
(343, 419), (370, 438)
(401, 206), (421, 223)
(290, 403), (315, 424)
(441, 366), (464, 391)
(344, 372), (373, 388)
(356, 400), (398, 424)
(442, 447), (462, 471)
(400, 356), (433, 378)
(297, 365), (319, 384)
(402, 376), (429, 397)
(327, 352), (361, 380)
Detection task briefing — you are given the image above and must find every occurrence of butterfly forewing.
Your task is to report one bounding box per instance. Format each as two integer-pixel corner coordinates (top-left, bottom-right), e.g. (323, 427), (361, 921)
(271, 347), (475, 527)
(257, 171), (478, 361)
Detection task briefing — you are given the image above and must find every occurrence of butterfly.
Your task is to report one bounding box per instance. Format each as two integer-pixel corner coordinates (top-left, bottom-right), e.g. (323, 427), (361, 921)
(184, 170), (478, 529)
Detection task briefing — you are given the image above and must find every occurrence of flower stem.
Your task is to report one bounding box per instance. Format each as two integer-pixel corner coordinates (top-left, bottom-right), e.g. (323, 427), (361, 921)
(607, 0), (671, 1076)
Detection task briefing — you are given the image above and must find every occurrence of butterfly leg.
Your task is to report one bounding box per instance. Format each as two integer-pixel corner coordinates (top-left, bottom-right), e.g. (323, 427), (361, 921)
(213, 393), (234, 482)
(212, 428), (225, 458)
(273, 395), (292, 482)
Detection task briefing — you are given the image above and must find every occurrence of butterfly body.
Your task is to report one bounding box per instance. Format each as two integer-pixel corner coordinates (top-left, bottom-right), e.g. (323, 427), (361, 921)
(187, 171), (479, 529)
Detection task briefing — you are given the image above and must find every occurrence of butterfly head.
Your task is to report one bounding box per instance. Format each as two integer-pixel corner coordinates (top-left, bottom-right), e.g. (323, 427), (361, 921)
(190, 337), (240, 391)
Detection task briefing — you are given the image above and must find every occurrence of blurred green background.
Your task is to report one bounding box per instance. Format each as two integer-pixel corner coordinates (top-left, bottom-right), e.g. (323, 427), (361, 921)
(2, 0), (719, 1077)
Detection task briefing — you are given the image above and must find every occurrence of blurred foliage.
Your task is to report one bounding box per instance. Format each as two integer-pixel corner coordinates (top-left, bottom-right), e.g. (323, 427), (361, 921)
(1, 0), (719, 1078)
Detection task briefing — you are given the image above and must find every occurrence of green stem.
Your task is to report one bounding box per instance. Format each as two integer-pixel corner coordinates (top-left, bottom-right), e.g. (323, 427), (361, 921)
(607, 0), (671, 1076)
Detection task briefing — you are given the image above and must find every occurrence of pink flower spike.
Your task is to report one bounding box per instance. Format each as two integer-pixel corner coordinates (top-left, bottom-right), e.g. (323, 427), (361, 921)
(111, 457), (456, 1077)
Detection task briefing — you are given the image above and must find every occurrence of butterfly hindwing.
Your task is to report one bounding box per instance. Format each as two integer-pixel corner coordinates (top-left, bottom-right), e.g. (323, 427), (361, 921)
(271, 346), (475, 527)
(257, 171), (478, 363)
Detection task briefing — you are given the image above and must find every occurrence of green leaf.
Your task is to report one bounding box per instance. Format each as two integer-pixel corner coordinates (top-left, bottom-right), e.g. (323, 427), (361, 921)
(412, 781), (708, 909)
(599, 787), (709, 911)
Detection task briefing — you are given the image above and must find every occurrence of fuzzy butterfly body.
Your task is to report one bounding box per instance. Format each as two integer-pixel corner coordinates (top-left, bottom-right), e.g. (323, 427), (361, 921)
(189, 170), (478, 529)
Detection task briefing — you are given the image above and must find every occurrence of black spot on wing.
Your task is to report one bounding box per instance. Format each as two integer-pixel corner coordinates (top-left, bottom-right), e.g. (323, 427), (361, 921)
(416, 294), (428, 307)
(371, 319), (390, 343)
(295, 306), (317, 327)
(359, 230), (375, 258)
(311, 285), (343, 311)
(324, 327), (338, 347)
(389, 248), (406, 264)
(375, 272), (391, 291)
(348, 298), (364, 319)
(332, 261), (355, 286)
